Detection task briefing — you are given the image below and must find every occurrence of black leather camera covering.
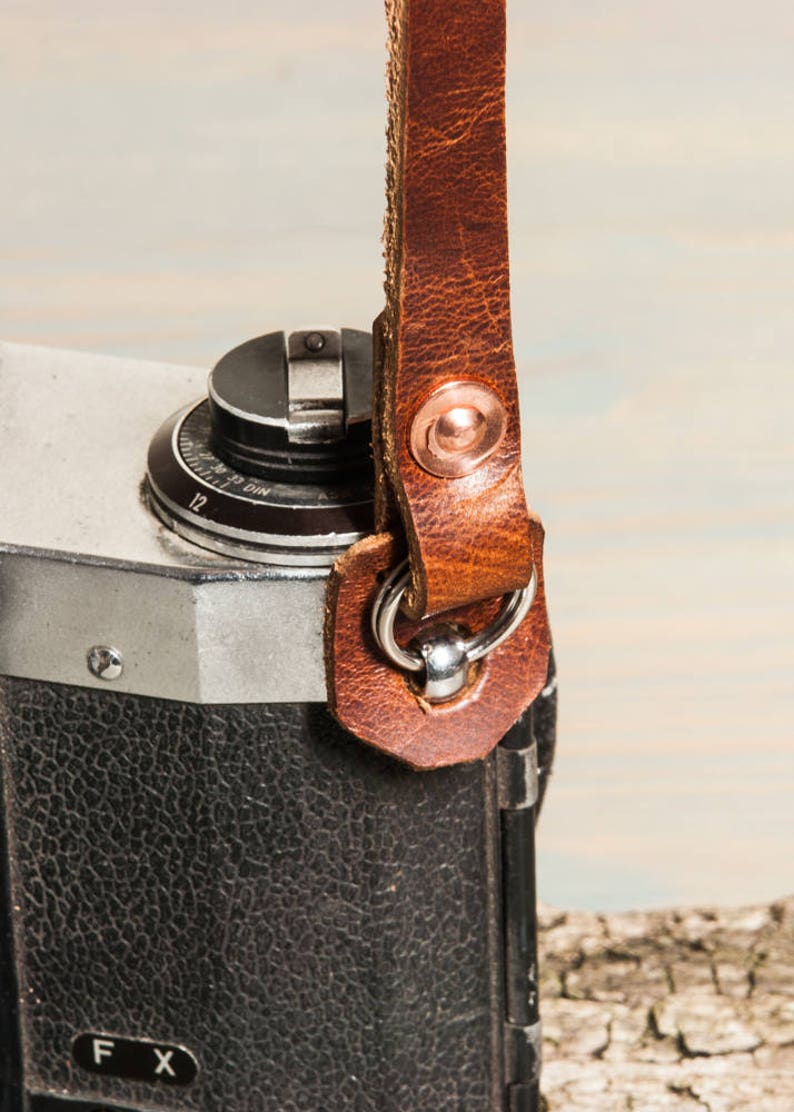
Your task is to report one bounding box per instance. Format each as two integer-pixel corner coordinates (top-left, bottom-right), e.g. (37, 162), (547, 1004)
(0, 675), (553, 1111)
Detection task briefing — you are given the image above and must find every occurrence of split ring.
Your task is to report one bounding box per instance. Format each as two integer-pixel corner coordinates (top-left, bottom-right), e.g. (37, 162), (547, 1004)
(371, 561), (537, 675)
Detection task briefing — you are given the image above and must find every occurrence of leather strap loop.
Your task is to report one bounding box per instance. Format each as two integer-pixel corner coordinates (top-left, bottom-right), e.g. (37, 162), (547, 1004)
(325, 531), (550, 770)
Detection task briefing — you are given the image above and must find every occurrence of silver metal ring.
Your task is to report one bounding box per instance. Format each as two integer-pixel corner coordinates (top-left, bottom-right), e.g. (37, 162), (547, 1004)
(371, 562), (537, 674)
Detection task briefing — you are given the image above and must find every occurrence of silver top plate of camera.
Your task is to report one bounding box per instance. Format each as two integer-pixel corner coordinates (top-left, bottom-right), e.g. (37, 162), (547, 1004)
(0, 338), (372, 704)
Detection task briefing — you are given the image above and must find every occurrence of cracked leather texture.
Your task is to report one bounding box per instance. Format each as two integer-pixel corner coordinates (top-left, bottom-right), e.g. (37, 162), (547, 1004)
(0, 679), (507, 1111)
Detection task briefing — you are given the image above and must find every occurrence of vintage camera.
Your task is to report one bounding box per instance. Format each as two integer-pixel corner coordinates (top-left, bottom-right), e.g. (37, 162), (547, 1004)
(0, 329), (556, 1111)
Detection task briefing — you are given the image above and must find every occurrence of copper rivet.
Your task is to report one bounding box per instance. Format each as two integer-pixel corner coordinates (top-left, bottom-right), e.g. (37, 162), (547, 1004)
(409, 381), (507, 478)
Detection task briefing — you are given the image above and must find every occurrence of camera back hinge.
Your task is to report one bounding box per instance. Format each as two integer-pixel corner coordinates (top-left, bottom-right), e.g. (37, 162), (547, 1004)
(504, 1020), (543, 1111)
(497, 719), (542, 1108)
(496, 734), (540, 813)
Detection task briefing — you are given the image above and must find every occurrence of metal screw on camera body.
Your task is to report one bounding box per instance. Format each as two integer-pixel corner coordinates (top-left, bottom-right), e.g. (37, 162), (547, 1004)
(87, 645), (123, 681)
(303, 331), (326, 353)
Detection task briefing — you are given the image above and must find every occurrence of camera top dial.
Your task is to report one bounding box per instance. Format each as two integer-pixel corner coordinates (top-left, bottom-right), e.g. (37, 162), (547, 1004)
(146, 328), (375, 567)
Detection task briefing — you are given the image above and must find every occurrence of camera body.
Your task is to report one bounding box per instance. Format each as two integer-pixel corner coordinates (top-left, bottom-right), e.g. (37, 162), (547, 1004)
(0, 336), (555, 1111)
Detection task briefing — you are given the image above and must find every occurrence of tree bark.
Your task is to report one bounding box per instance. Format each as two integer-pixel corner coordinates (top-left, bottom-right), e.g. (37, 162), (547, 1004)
(539, 896), (794, 1111)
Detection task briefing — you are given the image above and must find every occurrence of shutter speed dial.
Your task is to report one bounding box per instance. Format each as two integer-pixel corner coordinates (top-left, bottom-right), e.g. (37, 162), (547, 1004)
(146, 328), (375, 567)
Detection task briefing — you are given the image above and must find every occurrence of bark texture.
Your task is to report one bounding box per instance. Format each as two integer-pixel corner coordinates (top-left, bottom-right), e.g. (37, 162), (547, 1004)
(539, 896), (794, 1111)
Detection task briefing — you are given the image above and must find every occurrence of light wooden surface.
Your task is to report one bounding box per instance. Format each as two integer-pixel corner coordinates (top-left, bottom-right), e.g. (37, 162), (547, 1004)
(1, 1), (792, 911)
(540, 896), (794, 1110)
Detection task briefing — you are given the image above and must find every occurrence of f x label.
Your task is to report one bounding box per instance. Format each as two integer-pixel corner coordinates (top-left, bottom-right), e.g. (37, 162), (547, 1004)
(73, 1032), (198, 1086)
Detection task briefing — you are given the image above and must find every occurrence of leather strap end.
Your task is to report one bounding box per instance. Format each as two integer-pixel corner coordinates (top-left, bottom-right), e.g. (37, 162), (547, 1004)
(324, 524), (551, 770)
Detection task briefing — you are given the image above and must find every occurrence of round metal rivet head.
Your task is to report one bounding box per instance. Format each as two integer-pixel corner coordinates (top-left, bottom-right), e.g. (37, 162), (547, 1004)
(409, 381), (507, 478)
(303, 331), (326, 353)
(434, 405), (487, 455)
(87, 646), (123, 681)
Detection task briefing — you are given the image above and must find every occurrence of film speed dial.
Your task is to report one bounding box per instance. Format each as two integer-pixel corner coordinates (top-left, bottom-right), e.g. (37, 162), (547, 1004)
(146, 328), (375, 567)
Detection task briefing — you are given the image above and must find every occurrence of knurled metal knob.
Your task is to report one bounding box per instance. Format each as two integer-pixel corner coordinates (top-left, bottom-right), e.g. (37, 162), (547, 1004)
(208, 328), (372, 482)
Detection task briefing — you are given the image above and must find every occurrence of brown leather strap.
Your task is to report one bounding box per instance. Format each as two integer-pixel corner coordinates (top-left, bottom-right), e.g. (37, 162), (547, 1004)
(324, 0), (551, 768)
(378, 0), (533, 619)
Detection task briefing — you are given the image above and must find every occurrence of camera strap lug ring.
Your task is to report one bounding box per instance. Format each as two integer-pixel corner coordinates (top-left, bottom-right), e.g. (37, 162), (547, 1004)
(371, 560), (538, 694)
